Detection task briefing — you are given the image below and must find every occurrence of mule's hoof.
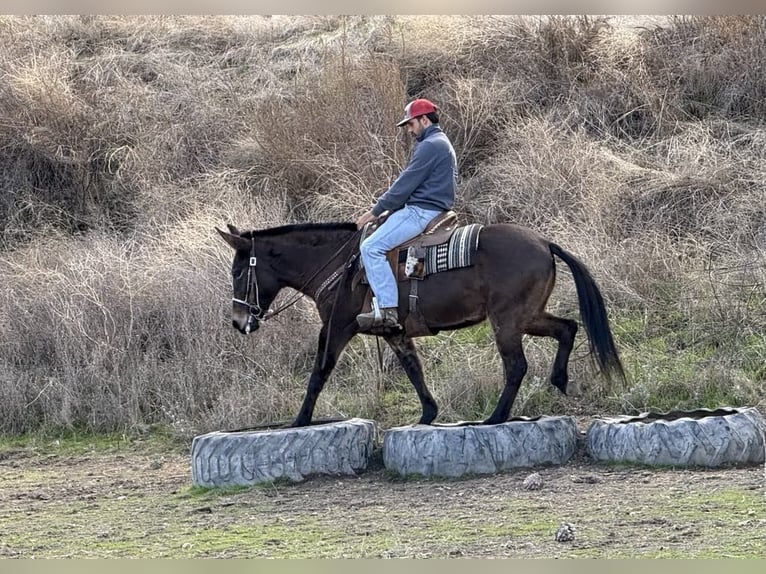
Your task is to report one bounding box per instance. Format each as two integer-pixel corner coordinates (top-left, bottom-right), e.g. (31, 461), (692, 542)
(417, 407), (438, 425)
(481, 417), (505, 425)
(551, 377), (568, 395)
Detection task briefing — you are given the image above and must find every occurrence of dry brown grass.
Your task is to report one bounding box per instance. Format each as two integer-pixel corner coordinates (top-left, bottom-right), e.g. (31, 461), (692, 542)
(0, 15), (763, 434)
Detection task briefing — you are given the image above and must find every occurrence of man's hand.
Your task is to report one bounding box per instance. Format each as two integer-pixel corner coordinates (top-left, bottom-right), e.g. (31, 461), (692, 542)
(355, 209), (377, 230)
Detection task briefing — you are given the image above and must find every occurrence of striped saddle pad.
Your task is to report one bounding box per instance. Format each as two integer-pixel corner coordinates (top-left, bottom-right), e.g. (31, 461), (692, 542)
(415, 223), (483, 277)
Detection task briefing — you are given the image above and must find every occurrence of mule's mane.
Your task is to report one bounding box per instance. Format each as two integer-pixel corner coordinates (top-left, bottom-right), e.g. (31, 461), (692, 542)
(242, 222), (357, 239)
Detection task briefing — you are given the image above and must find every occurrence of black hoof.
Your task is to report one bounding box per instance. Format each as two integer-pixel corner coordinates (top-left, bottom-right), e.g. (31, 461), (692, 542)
(551, 376), (568, 395)
(481, 416), (506, 425)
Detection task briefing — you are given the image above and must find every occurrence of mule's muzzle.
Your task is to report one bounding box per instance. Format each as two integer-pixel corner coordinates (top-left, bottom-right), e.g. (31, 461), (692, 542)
(232, 314), (260, 335)
(246, 314), (260, 334)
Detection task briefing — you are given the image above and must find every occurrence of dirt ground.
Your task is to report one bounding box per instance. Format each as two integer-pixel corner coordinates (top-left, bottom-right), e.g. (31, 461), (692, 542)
(0, 428), (764, 558)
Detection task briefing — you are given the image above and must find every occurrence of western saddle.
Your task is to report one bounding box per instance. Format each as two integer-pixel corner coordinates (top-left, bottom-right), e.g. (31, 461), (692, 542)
(354, 209), (460, 335)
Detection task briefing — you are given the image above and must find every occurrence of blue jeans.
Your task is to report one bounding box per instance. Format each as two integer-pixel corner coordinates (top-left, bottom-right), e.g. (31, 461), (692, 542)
(360, 205), (441, 309)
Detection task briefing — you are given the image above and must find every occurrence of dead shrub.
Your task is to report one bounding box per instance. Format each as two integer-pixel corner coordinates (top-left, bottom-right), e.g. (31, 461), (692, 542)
(228, 52), (407, 221)
(642, 16), (766, 120)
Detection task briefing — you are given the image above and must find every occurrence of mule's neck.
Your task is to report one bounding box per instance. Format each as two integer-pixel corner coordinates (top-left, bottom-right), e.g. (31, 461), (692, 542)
(261, 224), (358, 298)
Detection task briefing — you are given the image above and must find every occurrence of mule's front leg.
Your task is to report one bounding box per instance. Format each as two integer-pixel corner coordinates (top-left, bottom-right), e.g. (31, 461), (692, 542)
(291, 323), (356, 427)
(292, 372), (327, 427)
(384, 333), (438, 425)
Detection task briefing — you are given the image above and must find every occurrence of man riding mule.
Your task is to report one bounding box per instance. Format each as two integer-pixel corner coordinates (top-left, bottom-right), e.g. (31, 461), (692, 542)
(355, 98), (458, 331)
(216, 217), (626, 428)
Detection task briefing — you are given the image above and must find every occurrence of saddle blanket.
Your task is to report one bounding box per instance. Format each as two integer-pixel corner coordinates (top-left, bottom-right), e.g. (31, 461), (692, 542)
(414, 223), (483, 277)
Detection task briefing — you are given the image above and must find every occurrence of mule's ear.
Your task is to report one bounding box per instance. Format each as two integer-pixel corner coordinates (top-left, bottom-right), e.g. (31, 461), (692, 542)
(215, 226), (251, 251)
(226, 223), (241, 235)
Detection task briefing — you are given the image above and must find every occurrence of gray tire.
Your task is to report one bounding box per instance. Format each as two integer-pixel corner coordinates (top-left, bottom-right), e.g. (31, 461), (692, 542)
(586, 407), (766, 467)
(383, 416), (579, 478)
(191, 418), (378, 487)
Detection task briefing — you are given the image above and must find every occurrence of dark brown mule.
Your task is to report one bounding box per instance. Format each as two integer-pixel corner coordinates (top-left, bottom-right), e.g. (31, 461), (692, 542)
(216, 221), (625, 427)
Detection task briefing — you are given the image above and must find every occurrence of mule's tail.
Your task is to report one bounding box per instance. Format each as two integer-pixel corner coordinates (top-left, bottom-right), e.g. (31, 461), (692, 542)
(550, 243), (626, 384)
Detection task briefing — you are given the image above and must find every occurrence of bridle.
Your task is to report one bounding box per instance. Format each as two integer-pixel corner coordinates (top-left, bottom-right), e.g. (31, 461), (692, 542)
(232, 229), (361, 325)
(231, 238), (268, 320)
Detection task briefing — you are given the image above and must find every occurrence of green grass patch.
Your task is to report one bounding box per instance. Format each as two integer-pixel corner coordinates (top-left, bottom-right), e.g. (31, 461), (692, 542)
(0, 424), (185, 456)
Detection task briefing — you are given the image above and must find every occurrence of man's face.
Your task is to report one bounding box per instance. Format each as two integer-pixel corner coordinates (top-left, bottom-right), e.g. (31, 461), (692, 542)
(405, 116), (426, 138)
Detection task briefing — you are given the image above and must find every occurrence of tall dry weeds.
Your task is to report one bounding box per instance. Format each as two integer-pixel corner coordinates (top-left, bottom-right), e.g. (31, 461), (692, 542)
(0, 15), (763, 434)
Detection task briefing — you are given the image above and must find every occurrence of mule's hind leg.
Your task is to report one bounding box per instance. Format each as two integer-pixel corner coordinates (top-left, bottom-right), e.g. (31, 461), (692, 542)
(525, 313), (578, 395)
(484, 328), (528, 425)
(384, 333), (438, 424)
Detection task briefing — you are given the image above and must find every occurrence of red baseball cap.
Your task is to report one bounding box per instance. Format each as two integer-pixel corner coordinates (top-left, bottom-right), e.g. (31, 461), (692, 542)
(396, 98), (438, 127)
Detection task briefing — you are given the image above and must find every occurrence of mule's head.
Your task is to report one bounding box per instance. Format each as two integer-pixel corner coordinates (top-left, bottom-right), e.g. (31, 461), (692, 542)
(216, 224), (281, 335)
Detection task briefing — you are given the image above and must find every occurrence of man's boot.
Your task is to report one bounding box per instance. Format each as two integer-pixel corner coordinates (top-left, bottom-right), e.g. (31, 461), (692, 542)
(356, 306), (401, 331)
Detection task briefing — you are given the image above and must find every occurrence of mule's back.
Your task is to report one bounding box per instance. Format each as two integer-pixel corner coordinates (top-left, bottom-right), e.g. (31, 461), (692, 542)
(474, 223), (554, 276)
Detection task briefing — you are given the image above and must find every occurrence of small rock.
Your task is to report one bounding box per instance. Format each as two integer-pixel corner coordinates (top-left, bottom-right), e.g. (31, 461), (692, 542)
(522, 472), (543, 490)
(555, 522), (575, 542)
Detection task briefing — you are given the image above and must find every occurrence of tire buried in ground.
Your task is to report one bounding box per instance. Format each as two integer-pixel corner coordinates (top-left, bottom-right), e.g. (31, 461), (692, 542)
(586, 406), (766, 467)
(191, 418), (378, 487)
(383, 416), (579, 478)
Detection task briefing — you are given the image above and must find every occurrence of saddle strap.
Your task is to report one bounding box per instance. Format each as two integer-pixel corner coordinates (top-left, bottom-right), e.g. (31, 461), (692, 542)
(403, 279), (433, 337)
(409, 278), (418, 312)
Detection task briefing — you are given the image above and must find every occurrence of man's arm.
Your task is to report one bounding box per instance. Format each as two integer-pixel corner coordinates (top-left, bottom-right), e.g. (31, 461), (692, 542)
(371, 142), (436, 216)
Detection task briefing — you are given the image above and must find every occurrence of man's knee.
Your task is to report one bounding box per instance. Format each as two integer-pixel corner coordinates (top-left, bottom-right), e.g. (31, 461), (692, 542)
(360, 236), (383, 260)
(360, 238), (372, 260)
